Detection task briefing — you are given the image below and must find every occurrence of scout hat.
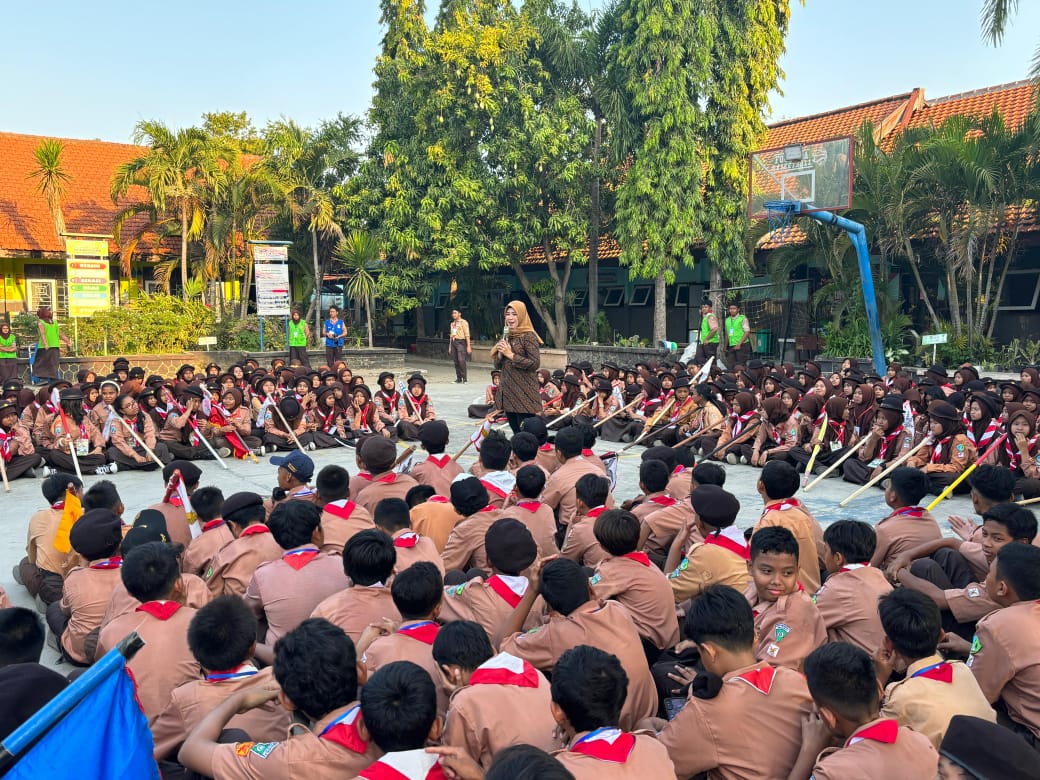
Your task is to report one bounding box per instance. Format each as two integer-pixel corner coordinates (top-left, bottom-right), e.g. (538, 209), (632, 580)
(270, 450), (314, 483)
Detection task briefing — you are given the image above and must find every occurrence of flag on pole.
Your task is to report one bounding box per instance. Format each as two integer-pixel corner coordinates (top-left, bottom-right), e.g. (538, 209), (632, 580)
(100, 406), (118, 443)
(396, 451), (415, 474)
(601, 453), (619, 492)
(0, 640), (159, 779)
(470, 419), (492, 450)
(53, 488), (83, 555)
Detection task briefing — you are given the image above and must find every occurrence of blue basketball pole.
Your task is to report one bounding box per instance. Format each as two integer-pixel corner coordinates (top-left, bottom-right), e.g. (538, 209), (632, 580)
(803, 211), (886, 377)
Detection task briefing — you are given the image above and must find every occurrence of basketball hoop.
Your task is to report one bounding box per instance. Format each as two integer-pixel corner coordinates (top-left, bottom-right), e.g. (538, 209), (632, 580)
(763, 199), (800, 243)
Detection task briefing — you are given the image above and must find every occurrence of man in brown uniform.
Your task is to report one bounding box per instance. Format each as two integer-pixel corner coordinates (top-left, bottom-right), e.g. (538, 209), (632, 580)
(543, 427), (610, 528)
(511, 465), (560, 554)
(439, 519), (540, 641)
(870, 467), (942, 569)
(264, 450), (318, 517)
(244, 501), (349, 645)
(180, 487), (233, 576)
(148, 460), (203, 549)
(353, 436), (419, 514)
(410, 420), (462, 496)
(433, 621), (556, 769)
(449, 308), (472, 383)
(790, 643), (938, 780)
(409, 491), (463, 552)
(373, 497), (444, 575)
(17, 473), (83, 606)
(966, 543), (1040, 745)
(560, 474), (611, 568)
(151, 596), (292, 762)
(45, 508), (124, 665)
(311, 531), (402, 644)
(656, 586), (813, 779)
(590, 509), (680, 653)
(314, 464), (376, 554)
(814, 521), (893, 654)
(97, 542), (200, 723)
(204, 492), (283, 597)
(499, 558), (658, 731)
(665, 485), (750, 603)
(178, 618), (381, 779)
(441, 478), (501, 573)
(751, 461), (822, 593)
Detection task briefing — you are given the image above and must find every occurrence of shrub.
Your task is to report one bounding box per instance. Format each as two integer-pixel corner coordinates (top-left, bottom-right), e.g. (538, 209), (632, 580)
(74, 294), (215, 355)
(215, 316), (288, 351)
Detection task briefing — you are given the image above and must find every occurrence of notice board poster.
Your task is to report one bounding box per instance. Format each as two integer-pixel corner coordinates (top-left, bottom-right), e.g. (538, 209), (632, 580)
(253, 244), (290, 316)
(66, 238), (111, 318)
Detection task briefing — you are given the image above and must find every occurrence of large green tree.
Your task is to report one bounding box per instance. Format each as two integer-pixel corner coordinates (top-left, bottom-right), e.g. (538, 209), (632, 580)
(28, 139), (71, 248)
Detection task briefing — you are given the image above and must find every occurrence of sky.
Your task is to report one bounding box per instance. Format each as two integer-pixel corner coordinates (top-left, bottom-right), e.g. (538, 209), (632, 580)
(1, 0), (1038, 143)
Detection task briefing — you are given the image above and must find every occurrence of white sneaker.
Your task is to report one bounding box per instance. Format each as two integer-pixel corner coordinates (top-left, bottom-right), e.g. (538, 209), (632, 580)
(740, 456), (749, 465)
(94, 463), (117, 476)
(255, 446), (266, 456)
(268, 444), (277, 453)
(306, 442), (317, 452)
(217, 447), (232, 458)
(725, 453), (738, 465)
(40, 465), (54, 477)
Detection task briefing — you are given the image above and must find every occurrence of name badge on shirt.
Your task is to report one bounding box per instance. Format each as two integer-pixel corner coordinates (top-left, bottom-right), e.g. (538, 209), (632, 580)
(829, 441), (842, 453)
(867, 458), (883, 468)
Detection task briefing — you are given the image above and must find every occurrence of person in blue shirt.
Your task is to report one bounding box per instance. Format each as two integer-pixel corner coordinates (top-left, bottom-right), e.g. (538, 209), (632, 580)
(323, 306), (345, 366)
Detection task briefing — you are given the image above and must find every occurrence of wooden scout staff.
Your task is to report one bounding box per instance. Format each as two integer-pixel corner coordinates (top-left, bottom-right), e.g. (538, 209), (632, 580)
(926, 433), (1008, 512)
(671, 418), (725, 450)
(546, 397), (594, 430)
(699, 421), (761, 461)
(839, 435), (933, 507)
(55, 396), (83, 481)
(114, 414), (165, 469)
(593, 396), (642, 430)
(801, 412), (829, 488)
(622, 397), (676, 451)
(803, 432), (874, 493)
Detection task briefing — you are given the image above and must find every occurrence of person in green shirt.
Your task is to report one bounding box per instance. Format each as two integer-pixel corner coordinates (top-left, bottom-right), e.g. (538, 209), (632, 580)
(695, 302), (720, 363)
(0, 321), (18, 383)
(724, 302), (751, 369)
(287, 307), (311, 368)
(34, 306), (69, 384)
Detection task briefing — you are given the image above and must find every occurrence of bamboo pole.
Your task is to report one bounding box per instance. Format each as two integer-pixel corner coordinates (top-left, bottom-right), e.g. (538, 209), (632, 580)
(803, 432), (874, 493)
(839, 436), (933, 507)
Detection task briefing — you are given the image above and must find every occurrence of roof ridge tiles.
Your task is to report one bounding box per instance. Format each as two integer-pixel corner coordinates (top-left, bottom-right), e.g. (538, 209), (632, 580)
(766, 91), (916, 129)
(927, 78), (1036, 106)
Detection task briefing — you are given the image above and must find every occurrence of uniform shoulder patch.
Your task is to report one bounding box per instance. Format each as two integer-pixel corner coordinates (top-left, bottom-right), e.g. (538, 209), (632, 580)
(970, 635), (982, 655)
(234, 742), (256, 757)
(249, 742), (278, 758)
(774, 623), (791, 643)
(589, 573), (602, 586)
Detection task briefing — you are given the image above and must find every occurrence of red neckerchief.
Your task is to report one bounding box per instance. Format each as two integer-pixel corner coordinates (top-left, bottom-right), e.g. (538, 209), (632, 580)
(640, 397), (661, 415)
(967, 418), (1000, 449)
(283, 547), (320, 570)
(397, 621), (439, 645)
(240, 524), (271, 537)
(516, 500), (541, 512)
(911, 661), (953, 683)
(621, 552), (651, 567)
(769, 422), (784, 444)
(205, 663), (259, 682)
(354, 404), (373, 433)
(426, 454), (451, 468)
(486, 574), (528, 607)
(202, 519), (225, 532)
(1005, 435), (1037, 471)
(376, 472), (398, 484)
(359, 755), (447, 780)
(0, 428), (11, 462)
(477, 504), (497, 514)
(730, 410), (755, 436)
(673, 465), (687, 475)
(892, 506), (926, 519)
(394, 532), (419, 549)
(357, 472), (373, 482)
(878, 425), (904, 460)
(838, 562), (870, 573)
(89, 557), (123, 570)
(733, 665), (777, 694)
(704, 530), (751, 560)
(168, 494), (184, 508)
(538, 443), (553, 452)
(648, 495), (677, 507)
(585, 506), (607, 519)
(762, 498), (801, 516)
(320, 704), (368, 754)
(321, 407), (337, 432)
(324, 500), (358, 520)
(828, 419), (846, 445)
(428, 495), (450, 504)
(469, 653), (540, 688)
(846, 719), (899, 747)
(480, 479), (508, 499)
(136, 601), (182, 620)
(51, 500), (65, 510)
(930, 436), (952, 464)
(581, 448), (595, 457)
(570, 728), (636, 764)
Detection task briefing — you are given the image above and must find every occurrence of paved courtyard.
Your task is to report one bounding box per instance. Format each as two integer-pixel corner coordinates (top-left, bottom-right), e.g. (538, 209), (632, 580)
(1, 358), (975, 669)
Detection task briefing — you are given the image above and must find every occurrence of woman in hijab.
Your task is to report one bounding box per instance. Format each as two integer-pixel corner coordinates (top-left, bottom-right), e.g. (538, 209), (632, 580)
(844, 394), (911, 485)
(847, 384), (877, 444)
(491, 301), (542, 432)
(908, 400), (977, 496)
(743, 395), (798, 466)
(713, 391), (757, 461)
(989, 403), (1040, 499)
(789, 396), (849, 475)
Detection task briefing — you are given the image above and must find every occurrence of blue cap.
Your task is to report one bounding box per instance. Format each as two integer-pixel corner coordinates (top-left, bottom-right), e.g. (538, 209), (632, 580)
(270, 450), (314, 482)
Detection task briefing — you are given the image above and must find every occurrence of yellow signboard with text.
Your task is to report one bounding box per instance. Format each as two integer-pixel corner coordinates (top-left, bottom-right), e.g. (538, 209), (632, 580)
(66, 239), (111, 318)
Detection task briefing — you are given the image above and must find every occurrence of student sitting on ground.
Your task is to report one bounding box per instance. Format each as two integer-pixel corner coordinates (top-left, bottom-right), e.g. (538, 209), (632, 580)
(315, 464), (376, 555)
(204, 492), (283, 597)
(791, 642), (939, 779)
(16, 473), (83, 607)
(410, 420), (462, 498)
(180, 486), (230, 576)
(511, 465), (559, 555)
(178, 618), (380, 778)
(433, 620), (556, 769)
(870, 467), (942, 570)
(874, 588), (995, 750)
(751, 460), (823, 593)
(560, 474), (612, 567)
(374, 497), (444, 575)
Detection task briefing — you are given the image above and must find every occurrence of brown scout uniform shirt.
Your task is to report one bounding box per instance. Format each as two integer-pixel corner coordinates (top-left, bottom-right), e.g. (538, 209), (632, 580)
(554, 731), (676, 780)
(810, 718), (938, 780)
(668, 534), (751, 603)
(591, 553), (680, 650)
(881, 654), (995, 749)
(205, 525), (284, 597)
(441, 507), (501, 572)
(561, 507), (610, 568)
(534, 444), (561, 475)
(501, 600), (658, 731)
(441, 652), (556, 769)
(182, 520), (235, 576)
(96, 603), (199, 723)
(812, 565), (893, 654)
(511, 500), (559, 555)
(148, 500), (194, 550)
(310, 585), (401, 645)
(151, 665), (292, 760)
(666, 467), (693, 503)
(26, 504), (79, 577)
(102, 573), (211, 630)
(967, 599), (1040, 739)
(945, 579), (1000, 623)
(753, 499), (823, 593)
(745, 588), (826, 672)
(410, 497), (463, 553)
(319, 499), (375, 554)
(410, 454), (463, 498)
(642, 498), (694, 558)
(353, 471), (420, 515)
(630, 492), (679, 523)
(658, 663), (813, 780)
(870, 506), (942, 569)
(209, 701), (381, 780)
(244, 548), (350, 644)
(362, 620), (449, 715)
(59, 563), (122, 664)
(543, 456), (611, 528)
(391, 530), (444, 575)
(439, 574), (542, 641)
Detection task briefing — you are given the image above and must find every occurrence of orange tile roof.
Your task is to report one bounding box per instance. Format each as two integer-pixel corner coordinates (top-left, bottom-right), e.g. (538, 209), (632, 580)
(907, 79), (1038, 131)
(0, 131), (165, 257)
(764, 92), (917, 148)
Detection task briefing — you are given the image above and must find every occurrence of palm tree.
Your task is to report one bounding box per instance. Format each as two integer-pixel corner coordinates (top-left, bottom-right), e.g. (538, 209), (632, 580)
(981, 0), (1040, 82)
(262, 116), (360, 338)
(27, 139), (71, 247)
(110, 121), (219, 298)
(335, 231), (381, 348)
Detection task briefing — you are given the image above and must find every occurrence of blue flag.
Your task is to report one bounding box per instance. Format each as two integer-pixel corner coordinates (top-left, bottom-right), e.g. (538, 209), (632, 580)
(3, 652), (159, 779)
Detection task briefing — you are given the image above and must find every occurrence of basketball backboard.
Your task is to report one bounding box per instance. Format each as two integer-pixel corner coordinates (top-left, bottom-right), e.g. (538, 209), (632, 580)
(748, 136), (854, 219)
